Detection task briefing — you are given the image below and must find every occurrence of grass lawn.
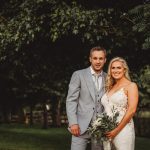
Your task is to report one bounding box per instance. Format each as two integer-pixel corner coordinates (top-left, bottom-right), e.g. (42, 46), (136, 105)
(0, 124), (149, 150)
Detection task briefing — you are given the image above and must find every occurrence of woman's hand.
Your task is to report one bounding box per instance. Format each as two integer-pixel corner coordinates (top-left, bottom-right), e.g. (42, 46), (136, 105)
(105, 128), (119, 139)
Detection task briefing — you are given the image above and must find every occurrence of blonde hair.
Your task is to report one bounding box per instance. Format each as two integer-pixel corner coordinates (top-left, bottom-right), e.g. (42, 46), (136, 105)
(106, 57), (131, 91)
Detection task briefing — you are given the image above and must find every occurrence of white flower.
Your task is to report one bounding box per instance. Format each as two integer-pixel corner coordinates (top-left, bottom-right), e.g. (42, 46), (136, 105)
(93, 117), (102, 126)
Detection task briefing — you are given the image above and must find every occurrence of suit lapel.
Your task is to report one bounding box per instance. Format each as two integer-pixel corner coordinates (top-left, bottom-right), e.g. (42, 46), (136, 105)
(83, 67), (96, 102)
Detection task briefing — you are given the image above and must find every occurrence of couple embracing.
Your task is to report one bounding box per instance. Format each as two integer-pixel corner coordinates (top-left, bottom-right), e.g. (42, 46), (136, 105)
(66, 46), (138, 150)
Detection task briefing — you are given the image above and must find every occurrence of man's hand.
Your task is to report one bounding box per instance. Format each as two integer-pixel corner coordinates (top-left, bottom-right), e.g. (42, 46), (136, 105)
(70, 124), (80, 137)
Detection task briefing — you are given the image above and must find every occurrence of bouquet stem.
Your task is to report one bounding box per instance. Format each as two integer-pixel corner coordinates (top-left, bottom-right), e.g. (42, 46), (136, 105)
(103, 140), (116, 150)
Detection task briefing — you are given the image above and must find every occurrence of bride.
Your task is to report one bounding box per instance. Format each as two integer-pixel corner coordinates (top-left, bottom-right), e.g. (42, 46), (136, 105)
(101, 57), (139, 150)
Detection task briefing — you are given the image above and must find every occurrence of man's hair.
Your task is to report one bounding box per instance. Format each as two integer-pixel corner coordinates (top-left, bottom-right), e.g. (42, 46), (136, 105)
(89, 46), (107, 57)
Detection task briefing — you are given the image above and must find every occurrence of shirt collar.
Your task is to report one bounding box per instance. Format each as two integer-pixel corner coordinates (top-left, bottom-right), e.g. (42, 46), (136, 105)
(90, 66), (103, 76)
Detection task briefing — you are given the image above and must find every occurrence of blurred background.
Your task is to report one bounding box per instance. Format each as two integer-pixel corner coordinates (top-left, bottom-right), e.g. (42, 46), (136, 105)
(0, 0), (149, 149)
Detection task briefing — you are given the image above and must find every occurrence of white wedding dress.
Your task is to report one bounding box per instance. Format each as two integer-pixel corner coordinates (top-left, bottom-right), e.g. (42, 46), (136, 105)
(101, 88), (135, 150)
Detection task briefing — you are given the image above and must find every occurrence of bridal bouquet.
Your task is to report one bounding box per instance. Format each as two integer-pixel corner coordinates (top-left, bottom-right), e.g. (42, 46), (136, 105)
(87, 108), (119, 141)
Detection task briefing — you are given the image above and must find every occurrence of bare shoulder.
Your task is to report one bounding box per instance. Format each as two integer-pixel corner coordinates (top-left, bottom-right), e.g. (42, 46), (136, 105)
(129, 82), (138, 88)
(127, 82), (138, 92)
(126, 82), (139, 103)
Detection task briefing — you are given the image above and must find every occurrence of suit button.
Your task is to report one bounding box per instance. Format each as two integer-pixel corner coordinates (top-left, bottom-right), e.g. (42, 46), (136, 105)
(93, 108), (95, 110)
(98, 100), (99, 102)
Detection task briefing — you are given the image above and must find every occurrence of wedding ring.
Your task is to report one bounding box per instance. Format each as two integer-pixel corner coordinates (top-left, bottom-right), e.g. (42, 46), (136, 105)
(109, 138), (112, 142)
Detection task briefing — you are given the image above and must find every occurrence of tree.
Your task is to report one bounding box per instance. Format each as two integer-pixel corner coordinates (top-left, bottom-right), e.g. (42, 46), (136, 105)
(0, 0), (149, 125)
(129, 2), (150, 49)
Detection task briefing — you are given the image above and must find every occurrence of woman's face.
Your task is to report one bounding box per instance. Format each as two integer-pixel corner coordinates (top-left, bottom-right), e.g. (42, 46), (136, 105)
(111, 61), (125, 80)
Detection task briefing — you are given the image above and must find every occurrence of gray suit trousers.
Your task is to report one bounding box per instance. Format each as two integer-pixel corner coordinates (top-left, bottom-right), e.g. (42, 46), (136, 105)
(71, 132), (103, 150)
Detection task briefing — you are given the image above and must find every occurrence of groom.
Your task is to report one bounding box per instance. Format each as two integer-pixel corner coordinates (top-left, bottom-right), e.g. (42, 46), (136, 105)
(66, 46), (107, 150)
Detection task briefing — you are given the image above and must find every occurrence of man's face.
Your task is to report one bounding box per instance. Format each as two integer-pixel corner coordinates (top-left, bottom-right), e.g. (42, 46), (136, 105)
(89, 51), (106, 73)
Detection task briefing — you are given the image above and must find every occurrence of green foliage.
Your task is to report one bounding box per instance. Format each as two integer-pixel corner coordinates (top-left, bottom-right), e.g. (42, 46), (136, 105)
(0, 0), (149, 116)
(0, 0), (69, 106)
(50, 2), (114, 43)
(132, 65), (150, 109)
(0, 0), (117, 110)
(0, 0), (50, 52)
(139, 65), (150, 107)
(0, 0), (116, 52)
(129, 3), (150, 49)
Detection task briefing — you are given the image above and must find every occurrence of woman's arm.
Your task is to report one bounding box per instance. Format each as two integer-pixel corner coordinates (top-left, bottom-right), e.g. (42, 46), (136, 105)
(106, 82), (139, 139)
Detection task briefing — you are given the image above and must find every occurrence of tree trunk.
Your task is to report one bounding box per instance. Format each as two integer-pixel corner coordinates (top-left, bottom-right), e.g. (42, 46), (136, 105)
(18, 107), (25, 123)
(42, 103), (48, 129)
(55, 100), (61, 127)
(29, 105), (34, 126)
(51, 95), (61, 127)
(1, 106), (11, 123)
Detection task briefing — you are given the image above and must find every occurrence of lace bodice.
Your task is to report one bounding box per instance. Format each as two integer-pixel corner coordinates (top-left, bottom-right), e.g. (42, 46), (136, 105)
(101, 88), (128, 122)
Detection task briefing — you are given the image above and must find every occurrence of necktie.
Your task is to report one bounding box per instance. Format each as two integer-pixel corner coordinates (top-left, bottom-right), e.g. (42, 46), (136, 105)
(94, 74), (99, 91)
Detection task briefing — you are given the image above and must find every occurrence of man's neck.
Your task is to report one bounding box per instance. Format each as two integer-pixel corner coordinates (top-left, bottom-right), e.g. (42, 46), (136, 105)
(90, 66), (103, 75)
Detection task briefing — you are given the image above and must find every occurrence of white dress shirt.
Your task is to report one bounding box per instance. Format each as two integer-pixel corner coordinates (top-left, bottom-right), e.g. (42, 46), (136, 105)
(90, 66), (103, 90)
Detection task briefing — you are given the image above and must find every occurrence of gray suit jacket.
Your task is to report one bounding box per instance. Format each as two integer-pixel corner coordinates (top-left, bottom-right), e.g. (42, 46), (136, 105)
(66, 67), (107, 134)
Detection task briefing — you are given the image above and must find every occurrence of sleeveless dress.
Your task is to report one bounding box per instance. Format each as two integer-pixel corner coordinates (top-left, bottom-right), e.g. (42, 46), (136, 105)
(101, 88), (135, 150)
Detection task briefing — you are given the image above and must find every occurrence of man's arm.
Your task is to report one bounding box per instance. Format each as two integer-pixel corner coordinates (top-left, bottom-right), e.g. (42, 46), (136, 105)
(66, 71), (81, 136)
